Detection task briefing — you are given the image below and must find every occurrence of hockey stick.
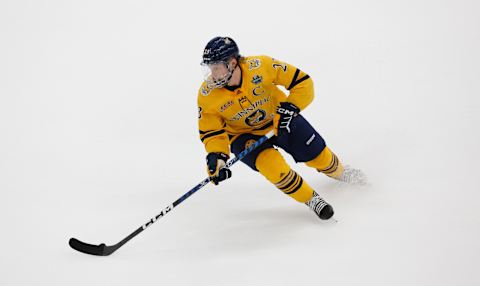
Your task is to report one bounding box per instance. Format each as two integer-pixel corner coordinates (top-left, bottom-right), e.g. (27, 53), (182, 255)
(69, 130), (275, 256)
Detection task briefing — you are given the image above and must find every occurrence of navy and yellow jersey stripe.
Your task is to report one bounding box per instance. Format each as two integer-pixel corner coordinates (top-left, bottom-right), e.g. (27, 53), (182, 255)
(197, 55), (314, 154)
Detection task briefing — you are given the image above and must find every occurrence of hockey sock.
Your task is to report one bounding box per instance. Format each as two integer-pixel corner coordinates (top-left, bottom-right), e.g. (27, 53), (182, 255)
(305, 146), (344, 179)
(255, 148), (314, 203)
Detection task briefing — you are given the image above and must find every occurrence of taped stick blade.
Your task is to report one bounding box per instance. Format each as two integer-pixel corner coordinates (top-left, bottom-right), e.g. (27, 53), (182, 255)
(69, 238), (113, 256)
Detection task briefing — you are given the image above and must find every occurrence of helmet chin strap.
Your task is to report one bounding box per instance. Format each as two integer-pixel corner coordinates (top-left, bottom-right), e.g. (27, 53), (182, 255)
(223, 61), (236, 85)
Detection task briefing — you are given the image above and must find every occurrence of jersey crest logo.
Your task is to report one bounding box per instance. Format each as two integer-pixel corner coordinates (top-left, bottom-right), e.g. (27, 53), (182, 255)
(238, 96), (253, 110)
(245, 109), (267, 127)
(229, 97), (270, 121)
(251, 75), (262, 85)
(247, 59), (261, 70)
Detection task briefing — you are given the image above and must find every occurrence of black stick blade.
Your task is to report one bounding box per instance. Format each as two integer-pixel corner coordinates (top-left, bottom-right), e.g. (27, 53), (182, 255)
(69, 238), (114, 256)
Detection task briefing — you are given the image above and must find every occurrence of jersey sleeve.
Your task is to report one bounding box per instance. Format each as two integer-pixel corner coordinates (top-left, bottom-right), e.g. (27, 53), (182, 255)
(197, 93), (230, 155)
(263, 55), (314, 111)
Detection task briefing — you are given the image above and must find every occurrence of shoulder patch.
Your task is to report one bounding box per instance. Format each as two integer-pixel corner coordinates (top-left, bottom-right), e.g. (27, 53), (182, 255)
(201, 84), (212, 96)
(246, 58), (261, 70)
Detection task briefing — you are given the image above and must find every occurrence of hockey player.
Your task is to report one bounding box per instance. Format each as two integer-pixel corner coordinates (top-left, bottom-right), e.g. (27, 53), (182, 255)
(197, 37), (365, 220)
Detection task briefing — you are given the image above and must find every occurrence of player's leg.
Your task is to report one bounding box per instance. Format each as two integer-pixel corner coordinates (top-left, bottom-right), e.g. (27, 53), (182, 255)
(255, 148), (334, 220)
(305, 146), (344, 180)
(275, 115), (366, 185)
(231, 133), (313, 203)
(306, 147), (367, 185)
(231, 134), (333, 220)
(255, 148), (312, 203)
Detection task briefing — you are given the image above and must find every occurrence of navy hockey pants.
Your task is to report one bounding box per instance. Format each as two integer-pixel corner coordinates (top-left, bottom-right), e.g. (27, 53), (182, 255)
(230, 115), (326, 171)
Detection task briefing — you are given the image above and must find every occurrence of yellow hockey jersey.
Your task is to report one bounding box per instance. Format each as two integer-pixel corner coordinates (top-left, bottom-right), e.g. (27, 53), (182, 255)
(197, 55), (314, 155)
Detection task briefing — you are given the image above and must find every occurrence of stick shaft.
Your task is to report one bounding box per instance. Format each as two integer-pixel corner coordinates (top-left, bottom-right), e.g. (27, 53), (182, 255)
(113, 130), (275, 249)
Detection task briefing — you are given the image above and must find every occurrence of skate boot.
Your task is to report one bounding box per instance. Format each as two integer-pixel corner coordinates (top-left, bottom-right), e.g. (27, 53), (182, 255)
(338, 165), (367, 185)
(306, 191), (334, 220)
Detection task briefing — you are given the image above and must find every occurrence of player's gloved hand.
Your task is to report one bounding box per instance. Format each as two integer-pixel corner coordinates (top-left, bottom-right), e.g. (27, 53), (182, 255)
(274, 102), (300, 137)
(206, 152), (232, 185)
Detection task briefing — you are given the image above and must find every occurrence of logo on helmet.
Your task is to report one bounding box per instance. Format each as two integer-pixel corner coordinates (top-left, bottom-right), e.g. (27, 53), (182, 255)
(202, 37), (239, 66)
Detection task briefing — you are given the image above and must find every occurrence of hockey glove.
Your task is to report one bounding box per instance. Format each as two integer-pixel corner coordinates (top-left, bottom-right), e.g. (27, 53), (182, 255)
(206, 152), (232, 185)
(274, 102), (300, 137)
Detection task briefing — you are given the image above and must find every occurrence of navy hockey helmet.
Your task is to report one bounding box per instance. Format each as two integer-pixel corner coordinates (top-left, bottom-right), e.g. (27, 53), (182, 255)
(201, 37), (240, 89)
(202, 37), (240, 65)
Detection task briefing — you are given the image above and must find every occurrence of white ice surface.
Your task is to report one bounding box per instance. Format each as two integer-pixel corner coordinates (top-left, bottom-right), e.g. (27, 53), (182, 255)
(1, 0), (479, 285)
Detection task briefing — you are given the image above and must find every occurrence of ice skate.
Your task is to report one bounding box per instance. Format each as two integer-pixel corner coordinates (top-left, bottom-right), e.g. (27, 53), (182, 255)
(306, 191), (334, 220)
(337, 165), (367, 185)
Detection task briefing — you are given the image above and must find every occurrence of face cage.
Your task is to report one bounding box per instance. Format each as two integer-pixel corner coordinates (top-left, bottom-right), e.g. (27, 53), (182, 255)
(201, 61), (235, 89)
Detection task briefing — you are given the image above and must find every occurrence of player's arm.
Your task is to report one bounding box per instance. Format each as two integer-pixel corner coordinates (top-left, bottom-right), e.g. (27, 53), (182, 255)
(266, 56), (314, 111)
(197, 97), (231, 185)
(263, 56), (314, 136)
(197, 103), (230, 155)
